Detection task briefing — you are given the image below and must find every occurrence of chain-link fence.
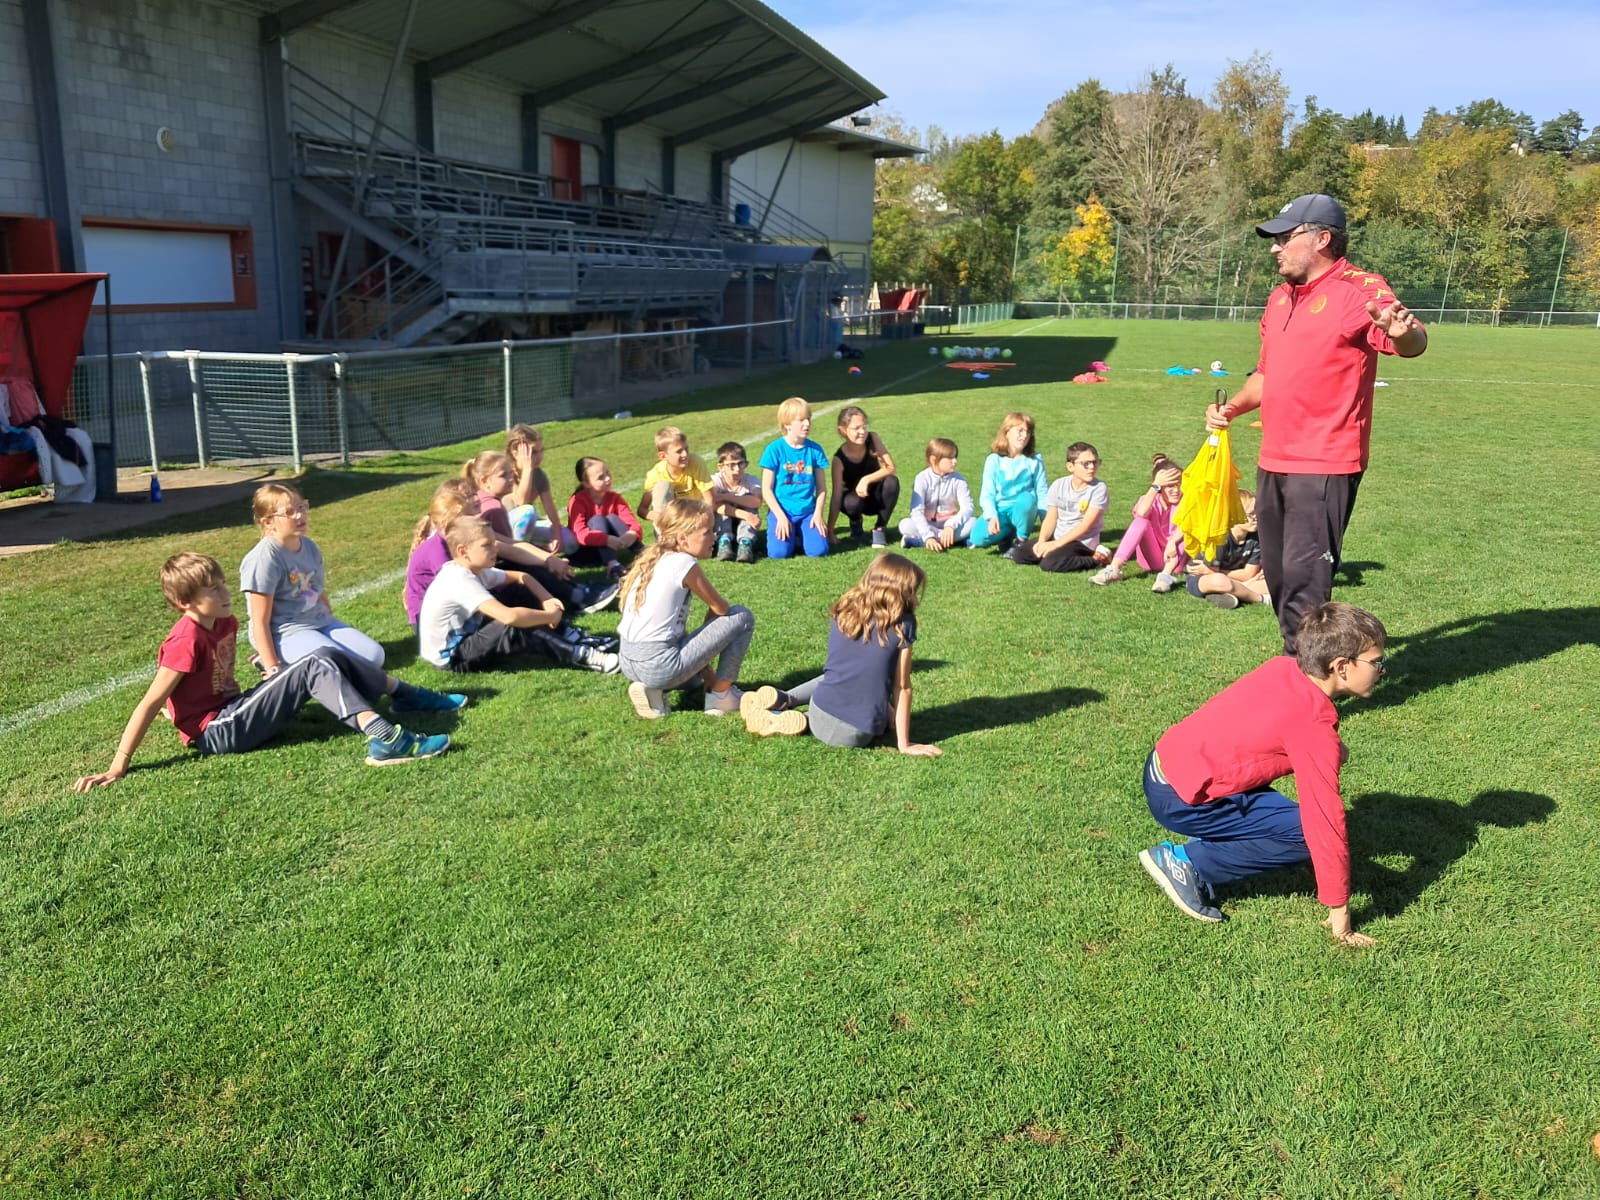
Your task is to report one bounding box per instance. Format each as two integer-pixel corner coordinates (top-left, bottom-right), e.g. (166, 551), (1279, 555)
(66, 317), (809, 471)
(1011, 222), (1598, 323)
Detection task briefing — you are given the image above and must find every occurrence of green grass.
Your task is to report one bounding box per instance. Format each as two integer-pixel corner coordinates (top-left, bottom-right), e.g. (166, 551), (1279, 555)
(2, 318), (1598, 1197)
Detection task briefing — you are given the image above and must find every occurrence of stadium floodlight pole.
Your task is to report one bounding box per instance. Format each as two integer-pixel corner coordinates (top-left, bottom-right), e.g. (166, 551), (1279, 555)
(1009, 224), (1021, 303)
(1438, 228), (1458, 321)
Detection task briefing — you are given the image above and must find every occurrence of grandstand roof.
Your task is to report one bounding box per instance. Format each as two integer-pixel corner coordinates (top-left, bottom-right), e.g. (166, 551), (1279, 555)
(263, 0), (885, 158)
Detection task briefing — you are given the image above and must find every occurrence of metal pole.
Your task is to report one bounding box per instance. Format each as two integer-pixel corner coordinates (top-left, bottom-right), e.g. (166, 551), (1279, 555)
(1438, 228), (1459, 320)
(1010, 224), (1022, 302)
(1109, 224), (1119, 307)
(502, 339), (514, 428)
(1547, 227), (1570, 327)
(743, 269), (754, 376)
(1214, 239), (1224, 317)
(286, 355), (302, 473)
(187, 352), (208, 469)
(334, 354), (349, 465)
(101, 277), (115, 462)
(138, 352), (159, 474)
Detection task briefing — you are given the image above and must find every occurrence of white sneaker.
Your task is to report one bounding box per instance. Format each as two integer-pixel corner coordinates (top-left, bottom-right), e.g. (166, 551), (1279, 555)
(704, 685), (744, 716)
(1152, 571), (1177, 594)
(627, 681), (669, 719)
(1089, 564), (1122, 586)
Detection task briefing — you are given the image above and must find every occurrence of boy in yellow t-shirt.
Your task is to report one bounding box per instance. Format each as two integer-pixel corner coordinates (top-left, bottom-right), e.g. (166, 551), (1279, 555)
(641, 425), (712, 533)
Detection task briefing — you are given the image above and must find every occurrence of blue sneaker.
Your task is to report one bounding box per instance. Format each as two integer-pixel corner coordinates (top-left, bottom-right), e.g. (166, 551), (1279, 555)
(390, 687), (468, 713)
(576, 581), (620, 614)
(1138, 842), (1224, 922)
(365, 727), (451, 766)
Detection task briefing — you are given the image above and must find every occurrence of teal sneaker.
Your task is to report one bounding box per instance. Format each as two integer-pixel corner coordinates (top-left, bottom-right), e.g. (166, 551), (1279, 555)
(1138, 842), (1223, 922)
(366, 727), (451, 766)
(391, 688), (468, 713)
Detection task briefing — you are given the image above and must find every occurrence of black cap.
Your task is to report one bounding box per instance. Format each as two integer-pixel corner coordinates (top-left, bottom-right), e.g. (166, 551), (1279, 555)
(1256, 194), (1346, 237)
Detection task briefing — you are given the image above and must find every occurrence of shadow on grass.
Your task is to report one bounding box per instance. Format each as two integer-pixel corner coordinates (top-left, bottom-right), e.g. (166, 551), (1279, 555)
(1355, 605), (1600, 710)
(915, 686), (1102, 739)
(1349, 788), (1555, 921)
(1335, 559), (1383, 588)
(1226, 789), (1554, 921)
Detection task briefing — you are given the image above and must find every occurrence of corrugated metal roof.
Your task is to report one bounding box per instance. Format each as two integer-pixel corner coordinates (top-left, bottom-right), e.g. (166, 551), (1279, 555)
(260, 0), (884, 157)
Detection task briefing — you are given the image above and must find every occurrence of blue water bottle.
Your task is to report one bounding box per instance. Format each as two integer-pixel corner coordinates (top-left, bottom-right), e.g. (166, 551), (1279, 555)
(150, 475), (162, 503)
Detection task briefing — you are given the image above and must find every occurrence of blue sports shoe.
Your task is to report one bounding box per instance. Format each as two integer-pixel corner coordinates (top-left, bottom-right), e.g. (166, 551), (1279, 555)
(366, 727), (451, 766)
(1138, 842), (1224, 923)
(391, 687), (468, 713)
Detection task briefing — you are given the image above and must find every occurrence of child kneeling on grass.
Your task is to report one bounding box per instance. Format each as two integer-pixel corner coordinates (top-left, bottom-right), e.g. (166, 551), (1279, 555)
(1137, 601), (1387, 945)
(75, 553), (457, 789)
(419, 517), (620, 675)
(617, 498), (753, 719)
(739, 553), (941, 757)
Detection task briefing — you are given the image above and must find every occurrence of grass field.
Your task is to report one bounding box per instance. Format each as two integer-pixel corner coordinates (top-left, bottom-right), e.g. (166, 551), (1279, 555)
(2, 318), (1597, 1197)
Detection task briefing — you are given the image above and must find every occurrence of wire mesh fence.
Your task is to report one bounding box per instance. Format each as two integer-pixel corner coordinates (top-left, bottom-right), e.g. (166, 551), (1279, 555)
(67, 317), (807, 471)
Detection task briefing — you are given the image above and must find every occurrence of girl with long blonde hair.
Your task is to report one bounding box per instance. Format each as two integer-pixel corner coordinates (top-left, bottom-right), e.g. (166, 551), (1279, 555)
(616, 499), (754, 720)
(740, 553), (941, 756)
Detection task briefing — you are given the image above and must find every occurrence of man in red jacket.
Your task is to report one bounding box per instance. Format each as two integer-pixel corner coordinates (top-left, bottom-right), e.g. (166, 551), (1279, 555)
(1206, 194), (1427, 655)
(1138, 602), (1387, 946)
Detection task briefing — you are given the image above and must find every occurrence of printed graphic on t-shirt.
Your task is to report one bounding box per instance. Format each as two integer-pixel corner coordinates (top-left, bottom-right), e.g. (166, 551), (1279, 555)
(287, 569), (323, 614)
(212, 629), (239, 697)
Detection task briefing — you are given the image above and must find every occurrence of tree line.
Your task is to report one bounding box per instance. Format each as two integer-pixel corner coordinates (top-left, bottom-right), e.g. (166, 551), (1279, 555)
(872, 55), (1600, 313)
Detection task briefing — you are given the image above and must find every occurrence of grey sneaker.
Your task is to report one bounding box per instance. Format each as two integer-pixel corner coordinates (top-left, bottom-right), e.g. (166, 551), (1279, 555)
(577, 645), (620, 674)
(1089, 564), (1123, 586)
(704, 685), (744, 716)
(578, 581), (620, 614)
(627, 681), (669, 719)
(1138, 842), (1224, 922)
(735, 538), (756, 564)
(870, 528), (887, 548)
(1152, 571), (1177, 594)
(1205, 592), (1240, 610)
(715, 533), (735, 561)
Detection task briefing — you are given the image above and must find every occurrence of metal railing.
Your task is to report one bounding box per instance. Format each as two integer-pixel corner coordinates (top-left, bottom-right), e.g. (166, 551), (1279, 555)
(67, 316), (815, 473)
(1009, 300), (1600, 327)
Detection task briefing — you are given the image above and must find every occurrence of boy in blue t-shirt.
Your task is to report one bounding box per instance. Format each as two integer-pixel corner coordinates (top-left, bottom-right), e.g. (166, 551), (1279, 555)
(758, 396), (830, 558)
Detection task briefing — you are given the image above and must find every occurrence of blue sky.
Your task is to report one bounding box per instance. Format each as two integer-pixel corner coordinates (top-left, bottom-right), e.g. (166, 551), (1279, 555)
(767, 0), (1600, 141)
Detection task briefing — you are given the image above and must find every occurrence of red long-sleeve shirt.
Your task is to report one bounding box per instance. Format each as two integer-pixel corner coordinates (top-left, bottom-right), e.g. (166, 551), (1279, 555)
(566, 488), (641, 548)
(1256, 258), (1408, 475)
(1156, 655), (1350, 907)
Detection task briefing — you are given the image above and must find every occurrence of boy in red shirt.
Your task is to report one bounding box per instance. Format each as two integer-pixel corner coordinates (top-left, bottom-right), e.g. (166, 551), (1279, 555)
(1138, 602), (1387, 946)
(75, 553), (458, 790)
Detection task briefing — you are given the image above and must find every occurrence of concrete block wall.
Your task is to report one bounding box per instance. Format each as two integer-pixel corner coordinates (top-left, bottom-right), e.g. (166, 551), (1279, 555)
(58, 0), (280, 353)
(433, 74), (520, 170)
(0, 0), (45, 213)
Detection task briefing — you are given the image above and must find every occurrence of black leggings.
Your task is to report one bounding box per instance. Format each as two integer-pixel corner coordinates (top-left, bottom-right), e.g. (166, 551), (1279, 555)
(839, 475), (901, 529)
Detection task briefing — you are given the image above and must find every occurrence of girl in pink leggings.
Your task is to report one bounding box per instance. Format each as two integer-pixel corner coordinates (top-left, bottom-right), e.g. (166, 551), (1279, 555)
(1090, 454), (1188, 592)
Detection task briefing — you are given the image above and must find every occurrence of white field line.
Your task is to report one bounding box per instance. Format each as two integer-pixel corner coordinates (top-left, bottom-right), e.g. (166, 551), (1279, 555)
(0, 570), (411, 740)
(1, 356), (966, 740)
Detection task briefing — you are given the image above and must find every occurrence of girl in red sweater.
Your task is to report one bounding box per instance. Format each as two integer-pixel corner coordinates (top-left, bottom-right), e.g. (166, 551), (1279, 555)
(567, 456), (642, 581)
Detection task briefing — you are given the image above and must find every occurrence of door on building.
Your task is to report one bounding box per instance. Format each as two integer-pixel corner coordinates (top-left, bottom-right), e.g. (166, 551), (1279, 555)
(550, 135), (583, 201)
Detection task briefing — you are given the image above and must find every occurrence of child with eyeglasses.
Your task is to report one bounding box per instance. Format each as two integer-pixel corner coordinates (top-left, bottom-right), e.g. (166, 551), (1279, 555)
(709, 441), (762, 562)
(1008, 441), (1112, 572)
(1136, 601), (1387, 945)
(241, 482), (385, 676)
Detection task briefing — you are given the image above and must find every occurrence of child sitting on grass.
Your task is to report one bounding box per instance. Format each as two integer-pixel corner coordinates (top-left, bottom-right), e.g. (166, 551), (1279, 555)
(740, 554), (941, 757)
(828, 405), (899, 548)
(505, 423), (575, 552)
(899, 437), (974, 552)
(75, 553), (456, 789)
(759, 396), (830, 559)
(710, 440), (762, 562)
(617, 498), (754, 719)
(1008, 441), (1111, 572)
(567, 456), (642, 581)
(418, 517), (619, 675)
(969, 412), (1048, 552)
(463, 449), (614, 614)
(1089, 454), (1187, 591)
(1185, 489), (1270, 610)
(1137, 601), (1387, 945)
(641, 425), (713, 531)
(240, 482), (385, 676)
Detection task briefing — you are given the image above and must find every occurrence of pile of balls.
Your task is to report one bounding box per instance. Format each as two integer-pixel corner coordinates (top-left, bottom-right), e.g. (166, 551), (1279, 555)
(931, 345), (1012, 360)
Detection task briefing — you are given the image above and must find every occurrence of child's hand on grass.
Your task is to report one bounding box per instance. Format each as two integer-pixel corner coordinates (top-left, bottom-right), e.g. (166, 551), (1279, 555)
(900, 743), (942, 758)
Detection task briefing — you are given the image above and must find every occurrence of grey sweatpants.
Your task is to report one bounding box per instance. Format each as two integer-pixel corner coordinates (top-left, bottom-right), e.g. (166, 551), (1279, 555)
(619, 606), (754, 689)
(197, 648), (383, 755)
